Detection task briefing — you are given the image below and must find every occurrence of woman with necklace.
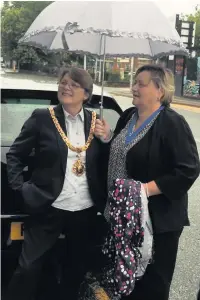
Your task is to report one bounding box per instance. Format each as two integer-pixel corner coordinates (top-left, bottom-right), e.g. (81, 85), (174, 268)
(5, 67), (111, 300)
(95, 65), (200, 300)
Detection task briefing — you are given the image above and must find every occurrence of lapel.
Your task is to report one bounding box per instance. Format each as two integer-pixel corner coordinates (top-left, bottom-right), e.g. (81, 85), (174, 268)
(83, 108), (91, 141)
(53, 104), (68, 174)
(84, 109), (93, 170)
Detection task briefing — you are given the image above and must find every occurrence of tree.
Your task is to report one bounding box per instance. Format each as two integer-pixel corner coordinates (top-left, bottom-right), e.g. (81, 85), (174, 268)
(13, 45), (41, 68)
(0, 1), (89, 72)
(183, 5), (200, 52)
(1, 1), (53, 62)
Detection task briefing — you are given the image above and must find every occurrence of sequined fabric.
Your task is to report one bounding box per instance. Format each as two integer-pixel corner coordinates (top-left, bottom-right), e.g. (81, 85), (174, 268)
(102, 179), (144, 297)
(79, 179), (153, 300)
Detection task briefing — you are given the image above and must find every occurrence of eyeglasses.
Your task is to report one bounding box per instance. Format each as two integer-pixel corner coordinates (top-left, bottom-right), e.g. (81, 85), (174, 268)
(58, 81), (82, 90)
(58, 81), (89, 94)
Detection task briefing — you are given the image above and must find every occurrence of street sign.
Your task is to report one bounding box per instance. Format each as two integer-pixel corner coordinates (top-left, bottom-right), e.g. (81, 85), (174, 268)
(175, 14), (196, 50)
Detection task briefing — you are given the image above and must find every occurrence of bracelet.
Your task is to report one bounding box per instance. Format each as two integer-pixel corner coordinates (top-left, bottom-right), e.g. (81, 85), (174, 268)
(145, 183), (150, 198)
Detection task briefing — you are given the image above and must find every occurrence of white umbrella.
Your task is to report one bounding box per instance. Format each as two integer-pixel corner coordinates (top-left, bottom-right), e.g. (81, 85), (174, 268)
(20, 1), (188, 118)
(61, 32), (188, 58)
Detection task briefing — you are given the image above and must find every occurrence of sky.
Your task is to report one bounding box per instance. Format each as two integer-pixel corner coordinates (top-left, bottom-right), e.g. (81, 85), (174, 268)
(1, 0), (199, 22)
(155, 0), (198, 17)
(154, 0), (199, 29)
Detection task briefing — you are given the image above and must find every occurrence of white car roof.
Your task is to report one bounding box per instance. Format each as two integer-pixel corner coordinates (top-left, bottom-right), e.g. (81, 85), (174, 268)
(1, 74), (112, 98)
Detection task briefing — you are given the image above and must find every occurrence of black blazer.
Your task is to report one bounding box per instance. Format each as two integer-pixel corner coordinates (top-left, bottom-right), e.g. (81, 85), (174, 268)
(6, 104), (109, 214)
(113, 106), (200, 233)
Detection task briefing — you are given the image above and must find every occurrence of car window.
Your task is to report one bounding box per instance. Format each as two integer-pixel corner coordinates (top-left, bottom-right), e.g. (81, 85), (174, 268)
(1, 100), (120, 146)
(2, 98), (50, 105)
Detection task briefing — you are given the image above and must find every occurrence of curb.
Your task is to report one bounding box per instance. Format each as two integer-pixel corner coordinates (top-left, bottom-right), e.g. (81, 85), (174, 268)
(109, 92), (200, 108)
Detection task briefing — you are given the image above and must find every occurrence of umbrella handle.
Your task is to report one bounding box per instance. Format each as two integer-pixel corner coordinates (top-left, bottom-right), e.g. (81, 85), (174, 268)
(100, 80), (104, 120)
(100, 104), (103, 120)
(99, 34), (106, 121)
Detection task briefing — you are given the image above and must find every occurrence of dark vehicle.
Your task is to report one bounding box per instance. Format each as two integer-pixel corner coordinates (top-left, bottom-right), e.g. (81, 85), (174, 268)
(1, 78), (122, 299)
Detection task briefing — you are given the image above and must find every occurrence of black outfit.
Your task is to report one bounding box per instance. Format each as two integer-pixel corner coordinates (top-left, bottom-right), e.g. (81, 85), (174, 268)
(113, 107), (200, 300)
(6, 104), (108, 215)
(5, 104), (109, 300)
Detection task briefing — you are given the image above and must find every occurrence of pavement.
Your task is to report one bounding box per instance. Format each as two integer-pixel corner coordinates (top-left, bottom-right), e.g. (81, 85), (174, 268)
(105, 87), (200, 109)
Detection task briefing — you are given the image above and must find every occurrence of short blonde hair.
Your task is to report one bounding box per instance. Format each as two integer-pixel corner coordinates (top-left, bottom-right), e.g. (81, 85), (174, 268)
(135, 65), (175, 106)
(162, 68), (175, 106)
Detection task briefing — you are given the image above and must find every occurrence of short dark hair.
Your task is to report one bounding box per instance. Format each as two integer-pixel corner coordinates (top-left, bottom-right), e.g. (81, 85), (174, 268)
(59, 67), (93, 102)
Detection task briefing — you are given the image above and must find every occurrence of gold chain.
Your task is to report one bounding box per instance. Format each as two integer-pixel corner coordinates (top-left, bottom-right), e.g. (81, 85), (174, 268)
(49, 107), (96, 153)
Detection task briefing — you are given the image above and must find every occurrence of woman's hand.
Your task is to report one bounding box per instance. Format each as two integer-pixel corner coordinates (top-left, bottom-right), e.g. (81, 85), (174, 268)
(94, 118), (111, 140)
(143, 181), (162, 198)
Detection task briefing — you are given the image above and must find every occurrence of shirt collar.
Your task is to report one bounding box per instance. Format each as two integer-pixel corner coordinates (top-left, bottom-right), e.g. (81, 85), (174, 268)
(62, 106), (84, 122)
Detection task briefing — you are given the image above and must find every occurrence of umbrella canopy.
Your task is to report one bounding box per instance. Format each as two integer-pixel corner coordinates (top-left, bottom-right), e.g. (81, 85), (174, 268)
(19, 1), (188, 119)
(19, 1), (188, 58)
(61, 32), (188, 59)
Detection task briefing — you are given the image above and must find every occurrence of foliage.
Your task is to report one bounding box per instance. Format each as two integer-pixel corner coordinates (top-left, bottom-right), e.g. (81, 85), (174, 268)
(1, 1), (53, 62)
(182, 5), (200, 52)
(107, 71), (121, 82)
(13, 45), (41, 64)
(184, 80), (199, 97)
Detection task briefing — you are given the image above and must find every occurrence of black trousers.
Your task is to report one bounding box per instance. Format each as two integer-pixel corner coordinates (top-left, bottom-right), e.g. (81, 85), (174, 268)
(122, 229), (183, 300)
(4, 206), (102, 300)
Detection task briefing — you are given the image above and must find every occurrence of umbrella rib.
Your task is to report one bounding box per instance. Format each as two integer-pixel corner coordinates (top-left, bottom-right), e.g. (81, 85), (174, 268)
(148, 38), (155, 59)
